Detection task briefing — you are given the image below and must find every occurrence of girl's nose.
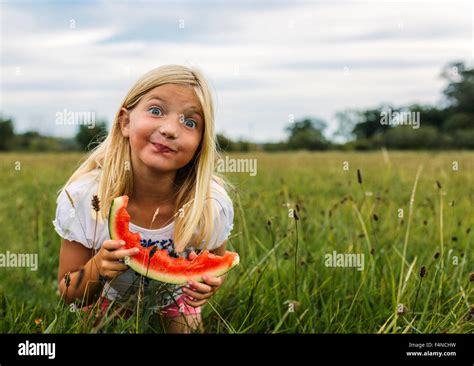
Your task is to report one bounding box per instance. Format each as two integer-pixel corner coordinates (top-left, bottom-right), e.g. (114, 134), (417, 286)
(158, 114), (180, 139)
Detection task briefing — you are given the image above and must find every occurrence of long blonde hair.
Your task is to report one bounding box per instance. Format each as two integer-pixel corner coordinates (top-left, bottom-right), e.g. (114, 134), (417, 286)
(59, 65), (231, 252)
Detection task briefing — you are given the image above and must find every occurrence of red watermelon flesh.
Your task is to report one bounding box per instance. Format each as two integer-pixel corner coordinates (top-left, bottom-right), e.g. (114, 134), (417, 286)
(108, 195), (239, 285)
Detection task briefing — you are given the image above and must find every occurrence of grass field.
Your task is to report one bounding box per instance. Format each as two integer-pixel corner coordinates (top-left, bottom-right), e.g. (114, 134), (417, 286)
(0, 151), (472, 333)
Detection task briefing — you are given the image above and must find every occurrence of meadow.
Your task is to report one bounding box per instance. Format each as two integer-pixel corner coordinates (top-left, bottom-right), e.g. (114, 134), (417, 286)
(0, 151), (472, 333)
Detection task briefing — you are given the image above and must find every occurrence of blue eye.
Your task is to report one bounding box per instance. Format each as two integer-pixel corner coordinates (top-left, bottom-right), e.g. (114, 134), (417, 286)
(184, 119), (197, 129)
(148, 107), (163, 116)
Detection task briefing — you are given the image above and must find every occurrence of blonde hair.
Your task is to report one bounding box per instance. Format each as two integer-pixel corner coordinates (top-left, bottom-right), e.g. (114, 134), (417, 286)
(59, 64), (232, 252)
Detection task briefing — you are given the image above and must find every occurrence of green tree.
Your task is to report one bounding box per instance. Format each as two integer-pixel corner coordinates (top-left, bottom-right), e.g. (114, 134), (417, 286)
(216, 133), (234, 152)
(75, 121), (108, 151)
(351, 107), (393, 139)
(0, 117), (15, 150)
(442, 61), (474, 115)
(407, 104), (448, 130)
(285, 118), (329, 150)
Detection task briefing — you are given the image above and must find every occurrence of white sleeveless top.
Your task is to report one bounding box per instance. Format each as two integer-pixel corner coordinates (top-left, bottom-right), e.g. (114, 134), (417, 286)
(52, 169), (234, 310)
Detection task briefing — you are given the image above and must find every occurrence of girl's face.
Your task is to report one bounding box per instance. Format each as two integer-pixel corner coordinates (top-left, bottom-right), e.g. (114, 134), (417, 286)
(120, 83), (204, 173)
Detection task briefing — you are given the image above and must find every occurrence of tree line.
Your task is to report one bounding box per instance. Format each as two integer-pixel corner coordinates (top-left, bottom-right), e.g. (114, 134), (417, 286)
(0, 61), (472, 152)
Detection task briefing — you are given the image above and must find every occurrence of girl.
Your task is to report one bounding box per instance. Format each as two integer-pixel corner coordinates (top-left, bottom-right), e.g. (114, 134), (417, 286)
(54, 65), (235, 333)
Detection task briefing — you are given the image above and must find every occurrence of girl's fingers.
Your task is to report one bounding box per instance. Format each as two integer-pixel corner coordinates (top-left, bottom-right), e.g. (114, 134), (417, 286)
(182, 287), (213, 300)
(111, 247), (140, 260)
(102, 240), (126, 251)
(186, 280), (213, 293)
(202, 275), (222, 287)
(183, 296), (207, 308)
(102, 261), (128, 272)
(103, 270), (127, 280)
(188, 251), (198, 260)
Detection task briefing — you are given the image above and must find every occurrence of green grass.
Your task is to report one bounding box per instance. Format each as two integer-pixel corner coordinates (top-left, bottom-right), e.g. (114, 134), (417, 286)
(0, 151), (472, 333)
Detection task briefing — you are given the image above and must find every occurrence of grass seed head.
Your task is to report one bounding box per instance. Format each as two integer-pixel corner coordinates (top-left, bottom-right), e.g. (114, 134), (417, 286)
(294, 210), (299, 221)
(357, 169), (362, 184)
(64, 271), (71, 288)
(91, 194), (100, 212)
(419, 266), (426, 278)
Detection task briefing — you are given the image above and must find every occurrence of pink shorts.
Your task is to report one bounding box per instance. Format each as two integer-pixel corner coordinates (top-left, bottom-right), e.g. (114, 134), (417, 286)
(158, 295), (201, 318)
(83, 295), (201, 319)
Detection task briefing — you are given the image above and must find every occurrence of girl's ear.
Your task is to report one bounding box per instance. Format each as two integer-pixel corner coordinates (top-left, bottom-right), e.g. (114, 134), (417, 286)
(119, 108), (130, 138)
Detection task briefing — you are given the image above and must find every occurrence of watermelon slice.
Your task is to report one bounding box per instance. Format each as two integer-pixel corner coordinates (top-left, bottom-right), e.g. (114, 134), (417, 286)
(107, 195), (239, 285)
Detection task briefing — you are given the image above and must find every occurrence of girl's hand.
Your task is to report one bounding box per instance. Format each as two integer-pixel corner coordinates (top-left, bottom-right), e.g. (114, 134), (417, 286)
(181, 251), (226, 307)
(95, 240), (139, 280)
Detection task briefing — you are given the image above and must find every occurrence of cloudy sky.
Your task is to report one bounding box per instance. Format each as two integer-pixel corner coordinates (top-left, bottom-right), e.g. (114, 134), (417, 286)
(0, 0), (472, 142)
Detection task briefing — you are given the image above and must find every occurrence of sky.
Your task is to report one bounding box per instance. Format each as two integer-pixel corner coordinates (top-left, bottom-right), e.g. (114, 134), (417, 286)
(0, 0), (473, 142)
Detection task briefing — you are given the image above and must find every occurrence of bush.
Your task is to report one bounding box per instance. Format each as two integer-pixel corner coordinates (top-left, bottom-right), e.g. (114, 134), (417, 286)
(451, 129), (474, 149)
(443, 113), (474, 132)
(382, 126), (451, 149)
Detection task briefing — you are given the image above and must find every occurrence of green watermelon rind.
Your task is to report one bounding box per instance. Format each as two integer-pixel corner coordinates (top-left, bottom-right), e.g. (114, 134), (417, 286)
(107, 195), (239, 285)
(108, 195), (127, 241)
(127, 254), (239, 285)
